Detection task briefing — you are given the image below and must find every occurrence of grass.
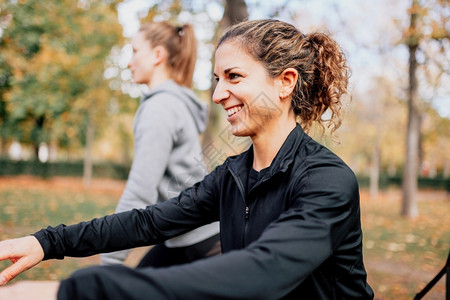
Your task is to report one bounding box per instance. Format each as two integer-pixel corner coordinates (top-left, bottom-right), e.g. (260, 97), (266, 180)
(360, 189), (449, 299)
(0, 176), (449, 299)
(0, 176), (120, 282)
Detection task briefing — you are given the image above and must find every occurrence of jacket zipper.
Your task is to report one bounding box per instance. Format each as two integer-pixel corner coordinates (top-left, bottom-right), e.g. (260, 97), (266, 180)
(228, 167), (250, 245)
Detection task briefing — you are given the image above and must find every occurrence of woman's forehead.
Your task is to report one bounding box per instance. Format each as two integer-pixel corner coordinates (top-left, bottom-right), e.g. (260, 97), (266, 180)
(214, 41), (258, 73)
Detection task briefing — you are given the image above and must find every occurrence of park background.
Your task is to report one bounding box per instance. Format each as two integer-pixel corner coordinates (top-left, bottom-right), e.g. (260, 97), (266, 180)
(0, 0), (449, 299)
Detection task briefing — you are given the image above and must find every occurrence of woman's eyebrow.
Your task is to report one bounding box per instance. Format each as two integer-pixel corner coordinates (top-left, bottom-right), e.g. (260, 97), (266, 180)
(213, 67), (238, 78)
(224, 67), (237, 74)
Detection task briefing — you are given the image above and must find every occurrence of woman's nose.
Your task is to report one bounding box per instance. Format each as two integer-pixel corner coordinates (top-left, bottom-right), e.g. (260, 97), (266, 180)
(212, 81), (230, 104)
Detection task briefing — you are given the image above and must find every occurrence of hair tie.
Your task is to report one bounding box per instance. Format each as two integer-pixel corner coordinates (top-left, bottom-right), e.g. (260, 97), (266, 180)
(177, 26), (184, 36)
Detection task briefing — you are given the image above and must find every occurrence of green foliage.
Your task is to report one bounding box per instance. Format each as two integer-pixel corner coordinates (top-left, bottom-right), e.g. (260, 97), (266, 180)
(0, 55), (13, 142)
(0, 0), (124, 156)
(357, 174), (450, 191)
(0, 159), (129, 180)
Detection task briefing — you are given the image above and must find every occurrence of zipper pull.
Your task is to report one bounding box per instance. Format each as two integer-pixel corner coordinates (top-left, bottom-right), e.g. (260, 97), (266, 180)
(245, 206), (249, 220)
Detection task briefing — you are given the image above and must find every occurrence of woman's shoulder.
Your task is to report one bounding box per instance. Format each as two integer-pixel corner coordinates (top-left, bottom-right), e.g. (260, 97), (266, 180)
(294, 137), (357, 186)
(138, 89), (186, 119)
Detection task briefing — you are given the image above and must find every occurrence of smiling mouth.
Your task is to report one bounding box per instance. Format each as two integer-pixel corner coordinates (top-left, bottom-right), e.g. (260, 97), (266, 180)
(226, 105), (243, 117)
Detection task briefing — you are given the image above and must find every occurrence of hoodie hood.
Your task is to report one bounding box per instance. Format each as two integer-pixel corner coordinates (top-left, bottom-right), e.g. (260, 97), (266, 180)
(142, 80), (209, 133)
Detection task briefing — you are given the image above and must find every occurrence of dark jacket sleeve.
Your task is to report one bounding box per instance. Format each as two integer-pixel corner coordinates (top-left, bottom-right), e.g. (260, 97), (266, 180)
(58, 164), (364, 300)
(33, 167), (221, 260)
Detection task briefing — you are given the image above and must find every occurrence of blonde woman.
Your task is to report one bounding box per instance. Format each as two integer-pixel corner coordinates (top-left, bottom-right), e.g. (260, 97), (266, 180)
(99, 22), (220, 268)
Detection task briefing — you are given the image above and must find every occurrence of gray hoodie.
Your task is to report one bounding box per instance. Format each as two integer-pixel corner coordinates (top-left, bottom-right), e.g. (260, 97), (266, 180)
(101, 80), (219, 265)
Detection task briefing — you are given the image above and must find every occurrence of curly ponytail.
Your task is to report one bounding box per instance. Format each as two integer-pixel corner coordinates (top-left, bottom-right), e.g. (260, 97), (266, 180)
(292, 32), (350, 134)
(218, 19), (351, 136)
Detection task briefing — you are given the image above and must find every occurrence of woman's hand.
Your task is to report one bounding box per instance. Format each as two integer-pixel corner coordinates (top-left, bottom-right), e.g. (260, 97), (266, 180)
(0, 236), (45, 286)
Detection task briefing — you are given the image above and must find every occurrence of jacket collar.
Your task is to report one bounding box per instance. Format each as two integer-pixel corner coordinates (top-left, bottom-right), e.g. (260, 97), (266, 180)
(226, 124), (305, 182)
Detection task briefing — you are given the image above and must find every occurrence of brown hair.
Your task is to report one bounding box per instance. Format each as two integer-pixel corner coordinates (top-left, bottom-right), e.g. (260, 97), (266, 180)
(139, 22), (197, 88)
(218, 19), (351, 135)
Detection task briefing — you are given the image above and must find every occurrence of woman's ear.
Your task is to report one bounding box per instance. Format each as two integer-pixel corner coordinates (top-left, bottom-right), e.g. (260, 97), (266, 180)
(278, 68), (298, 99)
(152, 45), (168, 66)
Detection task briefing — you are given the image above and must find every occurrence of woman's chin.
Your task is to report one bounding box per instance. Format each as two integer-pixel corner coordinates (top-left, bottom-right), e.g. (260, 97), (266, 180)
(230, 125), (249, 137)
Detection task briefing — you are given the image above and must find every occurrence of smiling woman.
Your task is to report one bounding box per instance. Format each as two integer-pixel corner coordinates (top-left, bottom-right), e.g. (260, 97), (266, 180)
(213, 19), (349, 171)
(0, 19), (373, 300)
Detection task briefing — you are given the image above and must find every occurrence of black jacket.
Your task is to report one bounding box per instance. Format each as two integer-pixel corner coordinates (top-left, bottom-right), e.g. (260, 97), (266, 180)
(34, 124), (374, 299)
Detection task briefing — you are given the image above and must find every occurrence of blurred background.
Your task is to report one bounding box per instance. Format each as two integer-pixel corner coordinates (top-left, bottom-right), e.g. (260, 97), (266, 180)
(0, 0), (448, 299)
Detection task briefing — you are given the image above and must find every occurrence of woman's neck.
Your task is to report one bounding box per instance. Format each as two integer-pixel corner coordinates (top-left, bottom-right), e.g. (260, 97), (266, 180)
(147, 67), (170, 89)
(251, 119), (296, 171)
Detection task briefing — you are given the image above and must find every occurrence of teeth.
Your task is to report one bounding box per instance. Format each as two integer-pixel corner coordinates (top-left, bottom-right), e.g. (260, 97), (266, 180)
(226, 106), (242, 117)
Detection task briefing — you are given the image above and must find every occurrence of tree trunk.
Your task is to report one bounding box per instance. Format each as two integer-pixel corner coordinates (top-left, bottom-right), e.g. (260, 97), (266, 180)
(369, 143), (380, 199)
(202, 0), (248, 151)
(83, 111), (94, 187)
(33, 115), (45, 161)
(221, 0), (249, 29)
(369, 100), (383, 200)
(33, 143), (39, 160)
(401, 0), (420, 218)
(418, 113), (424, 173)
(444, 160), (449, 178)
(0, 138), (5, 157)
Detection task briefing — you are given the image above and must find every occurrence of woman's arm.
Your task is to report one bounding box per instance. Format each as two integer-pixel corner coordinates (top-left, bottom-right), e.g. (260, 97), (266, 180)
(52, 166), (366, 299)
(0, 166), (221, 285)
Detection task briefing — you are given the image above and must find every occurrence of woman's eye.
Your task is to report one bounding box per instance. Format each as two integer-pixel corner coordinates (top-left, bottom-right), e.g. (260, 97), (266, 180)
(229, 73), (241, 80)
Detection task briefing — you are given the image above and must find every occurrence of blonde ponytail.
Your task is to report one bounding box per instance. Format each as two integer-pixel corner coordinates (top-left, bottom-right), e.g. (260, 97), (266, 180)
(140, 22), (197, 87)
(171, 24), (197, 88)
